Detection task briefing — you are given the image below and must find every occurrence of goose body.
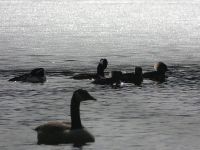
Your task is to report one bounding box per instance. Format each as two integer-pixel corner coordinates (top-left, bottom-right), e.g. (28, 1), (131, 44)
(73, 59), (108, 80)
(35, 89), (96, 145)
(9, 68), (46, 83)
(35, 121), (94, 145)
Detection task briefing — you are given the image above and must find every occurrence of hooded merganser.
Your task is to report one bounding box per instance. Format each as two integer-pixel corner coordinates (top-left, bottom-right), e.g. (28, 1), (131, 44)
(143, 62), (168, 82)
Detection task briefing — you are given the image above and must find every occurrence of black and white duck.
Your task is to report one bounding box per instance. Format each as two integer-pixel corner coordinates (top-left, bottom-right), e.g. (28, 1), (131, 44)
(92, 71), (123, 87)
(143, 62), (168, 82)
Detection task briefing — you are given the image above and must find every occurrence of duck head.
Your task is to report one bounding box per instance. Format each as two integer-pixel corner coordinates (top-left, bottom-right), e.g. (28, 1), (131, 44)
(100, 59), (108, 69)
(154, 62), (168, 74)
(31, 68), (45, 77)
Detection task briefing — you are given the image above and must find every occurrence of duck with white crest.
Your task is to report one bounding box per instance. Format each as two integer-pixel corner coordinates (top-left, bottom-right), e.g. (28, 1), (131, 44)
(143, 62), (168, 82)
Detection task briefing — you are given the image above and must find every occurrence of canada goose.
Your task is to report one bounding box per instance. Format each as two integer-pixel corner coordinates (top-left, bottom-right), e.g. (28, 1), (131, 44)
(121, 67), (143, 85)
(9, 68), (46, 83)
(35, 89), (96, 145)
(143, 62), (168, 82)
(73, 58), (108, 80)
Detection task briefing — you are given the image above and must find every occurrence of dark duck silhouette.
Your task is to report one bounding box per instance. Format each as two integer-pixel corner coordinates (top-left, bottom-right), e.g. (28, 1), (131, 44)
(92, 71), (123, 87)
(9, 68), (46, 83)
(143, 62), (168, 82)
(73, 59), (108, 80)
(121, 67), (143, 85)
(35, 89), (96, 145)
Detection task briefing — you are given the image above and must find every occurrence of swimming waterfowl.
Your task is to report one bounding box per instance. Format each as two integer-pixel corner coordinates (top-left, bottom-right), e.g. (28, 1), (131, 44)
(143, 62), (168, 82)
(97, 58), (108, 78)
(92, 71), (123, 87)
(9, 68), (46, 83)
(73, 59), (108, 80)
(35, 89), (96, 145)
(121, 67), (143, 85)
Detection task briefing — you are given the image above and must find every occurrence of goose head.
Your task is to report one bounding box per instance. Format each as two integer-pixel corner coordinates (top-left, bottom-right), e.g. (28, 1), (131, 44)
(154, 62), (168, 74)
(31, 68), (45, 77)
(72, 89), (96, 103)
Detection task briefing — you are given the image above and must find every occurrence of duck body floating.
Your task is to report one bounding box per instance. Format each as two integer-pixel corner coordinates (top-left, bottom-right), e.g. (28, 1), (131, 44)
(92, 71), (123, 87)
(121, 67), (143, 86)
(73, 59), (108, 80)
(9, 68), (46, 83)
(35, 89), (96, 145)
(72, 73), (97, 80)
(143, 62), (168, 82)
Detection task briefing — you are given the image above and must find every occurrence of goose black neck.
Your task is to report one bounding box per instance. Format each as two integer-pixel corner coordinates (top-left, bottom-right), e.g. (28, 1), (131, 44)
(70, 94), (83, 130)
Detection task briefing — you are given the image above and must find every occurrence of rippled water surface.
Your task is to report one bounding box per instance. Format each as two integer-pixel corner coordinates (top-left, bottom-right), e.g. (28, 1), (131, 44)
(0, 0), (200, 150)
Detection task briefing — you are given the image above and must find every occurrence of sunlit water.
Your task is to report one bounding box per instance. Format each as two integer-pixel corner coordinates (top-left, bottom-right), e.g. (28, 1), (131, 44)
(0, 0), (200, 150)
